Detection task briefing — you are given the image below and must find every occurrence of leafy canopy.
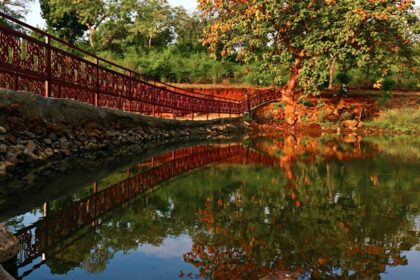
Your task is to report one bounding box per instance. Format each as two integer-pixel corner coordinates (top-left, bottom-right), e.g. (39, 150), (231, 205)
(199, 0), (418, 97)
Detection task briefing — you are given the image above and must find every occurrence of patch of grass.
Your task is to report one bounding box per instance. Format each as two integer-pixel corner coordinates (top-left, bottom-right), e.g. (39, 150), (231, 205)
(273, 102), (286, 109)
(243, 111), (252, 121)
(299, 114), (310, 123)
(375, 91), (393, 106)
(316, 101), (326, 108)
(365, 108), (420, 133)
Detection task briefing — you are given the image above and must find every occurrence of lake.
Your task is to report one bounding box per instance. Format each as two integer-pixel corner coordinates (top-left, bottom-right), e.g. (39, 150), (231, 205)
(2, 135), (419, 279)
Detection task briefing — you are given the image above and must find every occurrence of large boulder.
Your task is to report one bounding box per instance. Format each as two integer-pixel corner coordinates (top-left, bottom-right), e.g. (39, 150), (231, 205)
(341, 120), (358, 129)
(0, 225), (19, 263)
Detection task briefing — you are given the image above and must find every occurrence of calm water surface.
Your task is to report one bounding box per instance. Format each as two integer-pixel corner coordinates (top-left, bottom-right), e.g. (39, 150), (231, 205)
(2, 135), (419, 279)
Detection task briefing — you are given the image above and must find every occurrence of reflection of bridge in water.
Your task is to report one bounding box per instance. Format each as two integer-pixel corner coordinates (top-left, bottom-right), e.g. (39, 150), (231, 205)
(11, 144), (277, 279)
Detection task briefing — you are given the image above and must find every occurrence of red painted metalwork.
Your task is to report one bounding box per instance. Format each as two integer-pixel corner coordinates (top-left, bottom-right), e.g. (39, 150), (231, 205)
(0, 12), (279, 118)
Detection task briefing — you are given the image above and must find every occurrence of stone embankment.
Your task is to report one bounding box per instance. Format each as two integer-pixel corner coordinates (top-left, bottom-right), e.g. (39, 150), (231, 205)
(0, 225), (18, 280)
(0, 90), (247, 178)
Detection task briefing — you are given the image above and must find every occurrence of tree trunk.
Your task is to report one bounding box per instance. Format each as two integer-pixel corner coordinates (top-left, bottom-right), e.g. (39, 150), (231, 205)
(149, 37), (152, 48)
(282, 54), (303, 104)
(88, 27), (95, 48)
(283, 71), (298, 104)
(328, 56), (336, 90)
(283, 68), (300, 104)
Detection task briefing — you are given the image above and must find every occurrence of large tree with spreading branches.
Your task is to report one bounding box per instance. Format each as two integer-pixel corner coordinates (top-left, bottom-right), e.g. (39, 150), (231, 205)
(198, 0), (418, 103)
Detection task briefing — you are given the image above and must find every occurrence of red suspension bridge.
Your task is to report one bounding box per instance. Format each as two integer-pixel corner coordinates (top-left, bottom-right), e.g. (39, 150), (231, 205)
(0, 12), (279, 119)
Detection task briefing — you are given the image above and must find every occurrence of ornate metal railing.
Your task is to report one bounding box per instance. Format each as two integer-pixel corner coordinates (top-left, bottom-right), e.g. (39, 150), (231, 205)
(11, 143), (277, 276)
(0, 12), (279, 119)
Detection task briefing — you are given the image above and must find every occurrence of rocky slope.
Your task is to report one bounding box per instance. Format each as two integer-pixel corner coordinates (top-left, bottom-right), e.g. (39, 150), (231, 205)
(0, 90), (247, 178)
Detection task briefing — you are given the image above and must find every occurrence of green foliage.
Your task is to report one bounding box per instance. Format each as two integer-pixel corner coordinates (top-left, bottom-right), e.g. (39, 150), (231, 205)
(336, 72), (351, 84)
(32, 0), (419, 90)
(337, 72), (352, 87)
(382, 79), (397, 91)
(199, 0), (418, 96)
(40, 0), (87, 43)
(316, 101), (326, 108)
(243, 111), (252, 121)
(299, 99), (314, 108)
(299, 114), (310, 123)
(273, 102), (286, 109)
(365, 108), (420, 133)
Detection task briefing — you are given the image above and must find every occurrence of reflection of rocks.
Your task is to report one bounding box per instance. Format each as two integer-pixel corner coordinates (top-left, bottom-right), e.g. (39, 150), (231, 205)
(284, 105), (297, 125)
(0, 225), (19, 263)
(341, 120), (358, 129)
(0, 265), (15, 280)
(341, 120), (363, 129)
(253, 134), (377, 167)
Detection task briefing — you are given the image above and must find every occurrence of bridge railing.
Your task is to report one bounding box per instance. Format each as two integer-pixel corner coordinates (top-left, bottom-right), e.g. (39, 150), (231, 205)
(0, 12), (246, 117)
(0, 12), (280, 119)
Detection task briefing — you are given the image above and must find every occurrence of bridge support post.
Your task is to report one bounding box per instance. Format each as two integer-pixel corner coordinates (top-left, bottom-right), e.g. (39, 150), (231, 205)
(92, 182), (97, 227)
(44, 36), (51, 98)
(95, 58), (99, 106)
(13, 74), (18, 91)
(246, 93), (251, 116)
(43, 202), (48, 218)
(127, 71), (132, 112)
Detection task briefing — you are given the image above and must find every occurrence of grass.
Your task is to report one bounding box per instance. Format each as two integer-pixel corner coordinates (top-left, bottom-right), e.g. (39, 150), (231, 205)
(365, 108), (420, 133)
(364, 135), (420, 161)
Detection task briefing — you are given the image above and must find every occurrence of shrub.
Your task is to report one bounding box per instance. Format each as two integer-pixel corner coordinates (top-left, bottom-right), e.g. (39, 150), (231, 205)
(382, 79), (396, 91)
(336, 72), (351, 84)
(273, 102), (286, 109)
(243, 111), (252, 121)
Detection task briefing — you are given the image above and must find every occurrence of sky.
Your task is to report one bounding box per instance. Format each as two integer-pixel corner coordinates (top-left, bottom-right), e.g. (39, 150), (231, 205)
(26, 0), (198, 28)
(25, 0), (419, 28)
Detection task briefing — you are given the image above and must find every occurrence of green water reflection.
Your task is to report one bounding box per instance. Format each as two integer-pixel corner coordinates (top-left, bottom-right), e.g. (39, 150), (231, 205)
(4, 135), (420, 280)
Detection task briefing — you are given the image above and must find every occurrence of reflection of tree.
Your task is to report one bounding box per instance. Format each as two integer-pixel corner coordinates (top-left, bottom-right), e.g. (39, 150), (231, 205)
(39, 136), (419, 278)
(183, 137), (419, 279)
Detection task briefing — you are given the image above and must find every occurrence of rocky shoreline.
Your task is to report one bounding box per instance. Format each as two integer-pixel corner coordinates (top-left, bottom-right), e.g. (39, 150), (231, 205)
(0, 225), (18, 280)
(0, 90), (247, 179)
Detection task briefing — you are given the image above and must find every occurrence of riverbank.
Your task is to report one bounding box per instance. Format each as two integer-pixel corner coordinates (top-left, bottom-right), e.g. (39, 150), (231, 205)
(0, 225), (18, 280)
(251, 91), (420, 135)
(0, 90), (247, 179)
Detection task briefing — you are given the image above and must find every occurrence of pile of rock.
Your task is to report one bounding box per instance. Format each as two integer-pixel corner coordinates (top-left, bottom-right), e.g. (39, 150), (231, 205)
(321, 100), (365, 129)
(0, 90), (247, 177)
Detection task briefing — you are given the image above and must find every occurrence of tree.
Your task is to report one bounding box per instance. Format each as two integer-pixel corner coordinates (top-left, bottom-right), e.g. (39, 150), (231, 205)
(172, 9), (207, 52)
(129, 0), (173, 48)
(199, 0), (417, 103)
(46, 0), (120, 47)
(40, 0), (87, 43)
